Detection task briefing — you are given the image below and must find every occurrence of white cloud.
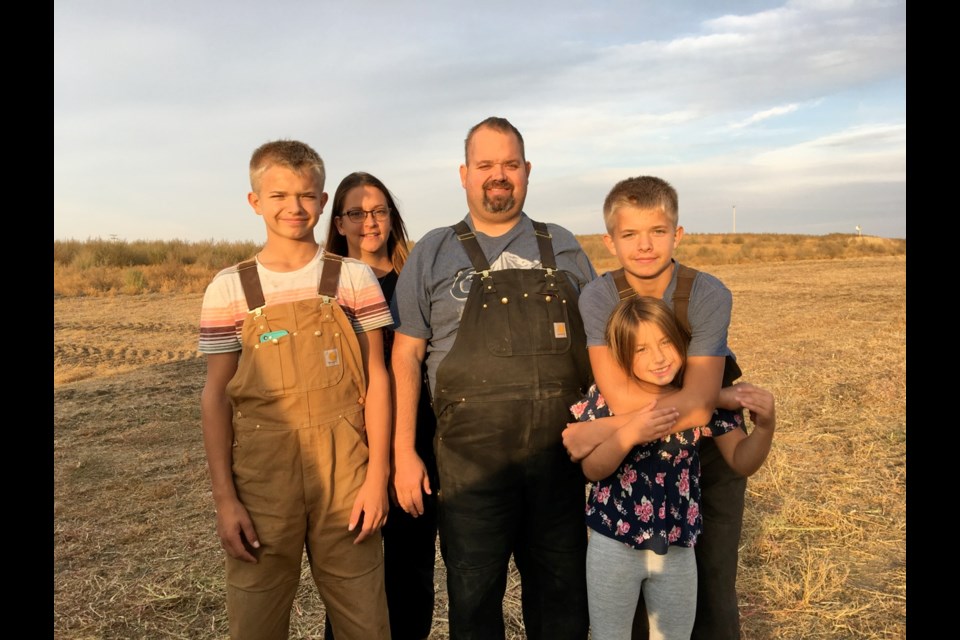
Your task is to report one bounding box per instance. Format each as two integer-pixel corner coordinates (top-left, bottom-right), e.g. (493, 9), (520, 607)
(728, 104), (801, 130)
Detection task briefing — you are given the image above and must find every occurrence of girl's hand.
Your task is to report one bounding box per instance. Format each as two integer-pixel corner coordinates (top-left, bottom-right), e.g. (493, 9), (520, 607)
(733, 383), (776, 432)
(562, 420), (608, 462)
(623, 401), (680, 445)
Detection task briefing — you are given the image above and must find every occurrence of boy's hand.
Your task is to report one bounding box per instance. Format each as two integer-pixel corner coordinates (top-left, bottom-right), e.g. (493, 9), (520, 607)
(216, 497), (260, 563)
(717, 385), (743, 410)
(733, 382), (776, 432)
(392, 451), (431, 517)
(349, 477), (389, 544)
(623, 401), (680, 446)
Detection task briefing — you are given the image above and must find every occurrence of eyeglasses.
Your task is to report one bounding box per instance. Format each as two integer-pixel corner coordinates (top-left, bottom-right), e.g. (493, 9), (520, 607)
(341, 207), (391, 223)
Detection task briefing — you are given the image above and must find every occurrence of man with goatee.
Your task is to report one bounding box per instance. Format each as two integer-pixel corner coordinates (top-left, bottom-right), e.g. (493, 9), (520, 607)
(390, 117), (597, 640)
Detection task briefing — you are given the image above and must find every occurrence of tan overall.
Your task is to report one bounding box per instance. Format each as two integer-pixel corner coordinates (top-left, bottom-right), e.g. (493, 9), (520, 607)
(224, 254), (390, 640)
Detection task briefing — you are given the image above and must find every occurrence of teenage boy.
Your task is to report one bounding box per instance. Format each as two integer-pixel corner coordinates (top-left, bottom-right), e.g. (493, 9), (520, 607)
(562, 175), (747, 640)
(199, 140), (393, 640)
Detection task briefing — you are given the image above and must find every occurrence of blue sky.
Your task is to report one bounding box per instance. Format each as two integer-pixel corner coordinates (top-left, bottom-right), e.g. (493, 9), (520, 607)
(54, 0), (906, 243)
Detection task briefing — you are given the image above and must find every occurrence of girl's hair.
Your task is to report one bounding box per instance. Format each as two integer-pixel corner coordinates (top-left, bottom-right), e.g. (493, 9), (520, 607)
(324, 172), (411, 273)
(605, 296), (691, 388)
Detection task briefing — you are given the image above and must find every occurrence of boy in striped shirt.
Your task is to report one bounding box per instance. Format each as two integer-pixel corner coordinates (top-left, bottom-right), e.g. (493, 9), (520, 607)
(199, 140), (393, 639)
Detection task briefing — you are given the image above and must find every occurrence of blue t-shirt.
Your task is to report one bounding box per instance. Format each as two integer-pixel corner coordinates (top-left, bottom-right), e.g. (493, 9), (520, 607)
(578, 262), (736, 359)
(393, 213), (597, 396)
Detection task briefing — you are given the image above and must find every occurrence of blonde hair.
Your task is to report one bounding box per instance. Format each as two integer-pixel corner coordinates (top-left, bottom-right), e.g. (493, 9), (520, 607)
(605, 296), (690, 388)
(249, 139), (325, 194)
(602, 176), (678, 233)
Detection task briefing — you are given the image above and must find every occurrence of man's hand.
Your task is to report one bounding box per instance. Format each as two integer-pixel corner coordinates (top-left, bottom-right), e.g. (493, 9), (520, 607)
(392, 451), (432, 517)
(349, 477), (389, 544)
(216, 497), (260, 563)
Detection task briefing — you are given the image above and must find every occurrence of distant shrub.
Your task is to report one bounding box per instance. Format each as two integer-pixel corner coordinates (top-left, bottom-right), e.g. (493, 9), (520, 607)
(123, 269), (148, 294)
(820, 242), (844, 259)
(195, 240), (261, 270)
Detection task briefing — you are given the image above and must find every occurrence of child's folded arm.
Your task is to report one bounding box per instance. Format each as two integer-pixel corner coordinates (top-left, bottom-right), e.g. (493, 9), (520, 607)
(712, 383), (777, 477)
(562, 413), (629, 462)
(579, 401), (677, 481)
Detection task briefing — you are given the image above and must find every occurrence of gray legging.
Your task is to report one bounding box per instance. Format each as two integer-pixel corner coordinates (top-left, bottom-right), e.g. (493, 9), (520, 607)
(586, 531), (698, 640)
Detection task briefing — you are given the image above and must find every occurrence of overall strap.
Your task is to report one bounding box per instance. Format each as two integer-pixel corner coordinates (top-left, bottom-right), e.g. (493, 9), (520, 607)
(671, 264), (699, 335)
(318, 252), (344, 300)
(451, 220), (492, 272)
(451, 219), (559, 272)
(237, 259), (266, 312)
(611, 268), (634, 301)
(531, 220), (557, 270)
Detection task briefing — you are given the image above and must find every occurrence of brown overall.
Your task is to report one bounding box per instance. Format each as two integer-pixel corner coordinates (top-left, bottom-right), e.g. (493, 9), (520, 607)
(224, 254), (390, 640)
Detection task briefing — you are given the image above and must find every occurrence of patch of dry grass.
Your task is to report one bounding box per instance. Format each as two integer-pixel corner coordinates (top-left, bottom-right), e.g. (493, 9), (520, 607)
(53, 256), (906, 639)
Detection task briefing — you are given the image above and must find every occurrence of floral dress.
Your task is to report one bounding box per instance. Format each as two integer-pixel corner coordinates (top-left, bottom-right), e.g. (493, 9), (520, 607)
(571, 383), (742, 554)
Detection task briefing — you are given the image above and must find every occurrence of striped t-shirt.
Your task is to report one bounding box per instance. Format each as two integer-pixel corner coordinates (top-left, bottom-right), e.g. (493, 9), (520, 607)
(198, 248), (393, 355)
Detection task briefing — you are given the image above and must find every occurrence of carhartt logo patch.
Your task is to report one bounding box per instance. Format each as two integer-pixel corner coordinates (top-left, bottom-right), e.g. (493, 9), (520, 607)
(324, 349), (341, 367)
(553, 322), (568, 339)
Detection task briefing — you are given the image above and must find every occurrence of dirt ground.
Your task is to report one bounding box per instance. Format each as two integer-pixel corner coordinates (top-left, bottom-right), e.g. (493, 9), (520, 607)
(53, 256), (906, 639)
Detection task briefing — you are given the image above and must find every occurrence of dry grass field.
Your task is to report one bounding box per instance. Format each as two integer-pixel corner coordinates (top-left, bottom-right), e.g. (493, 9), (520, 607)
(53, 250), (906, 639)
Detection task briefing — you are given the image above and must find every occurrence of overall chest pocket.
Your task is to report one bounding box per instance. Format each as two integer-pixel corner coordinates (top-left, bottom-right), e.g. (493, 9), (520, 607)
(478, 269), (574, 357)
(246, 301), (346, 397)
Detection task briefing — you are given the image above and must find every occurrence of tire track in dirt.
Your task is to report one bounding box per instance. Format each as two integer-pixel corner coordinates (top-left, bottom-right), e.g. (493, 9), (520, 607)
(54, 320), (198, 333)
(54, 344), (201, 368)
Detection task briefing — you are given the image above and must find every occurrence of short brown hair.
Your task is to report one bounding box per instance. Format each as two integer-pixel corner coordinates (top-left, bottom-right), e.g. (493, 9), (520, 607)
(464, 117), (526, 163)
(605, 296), (690, 388)
(602, 176), (679, 233)
(249, 139), (325, 193)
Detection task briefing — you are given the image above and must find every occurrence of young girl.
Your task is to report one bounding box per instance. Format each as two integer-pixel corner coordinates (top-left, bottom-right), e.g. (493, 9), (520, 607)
(571, 296), (776, 640)
(324, 172), (439, 640)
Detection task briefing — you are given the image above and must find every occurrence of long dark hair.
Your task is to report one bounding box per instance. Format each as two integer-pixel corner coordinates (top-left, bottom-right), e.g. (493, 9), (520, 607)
(324, 172), (411, 273)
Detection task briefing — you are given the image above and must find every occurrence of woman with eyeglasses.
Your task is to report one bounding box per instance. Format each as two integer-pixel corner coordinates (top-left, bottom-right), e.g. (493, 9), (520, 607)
(324, 172), (439, 640)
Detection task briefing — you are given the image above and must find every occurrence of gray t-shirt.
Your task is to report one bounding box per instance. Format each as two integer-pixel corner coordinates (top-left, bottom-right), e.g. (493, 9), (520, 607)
(578, 262), (736, 359)
(393, 213), (598, 395)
